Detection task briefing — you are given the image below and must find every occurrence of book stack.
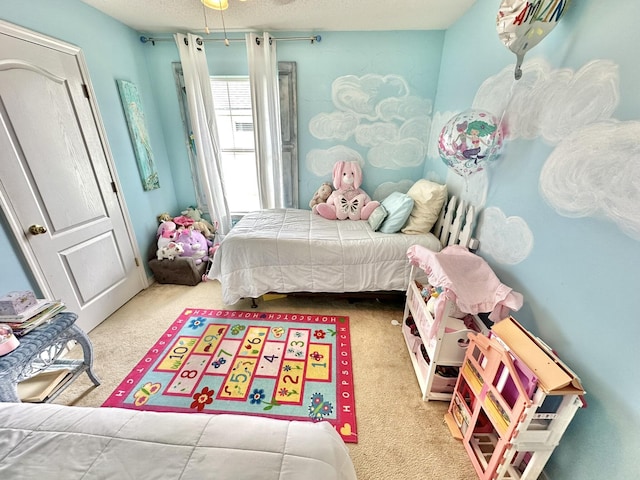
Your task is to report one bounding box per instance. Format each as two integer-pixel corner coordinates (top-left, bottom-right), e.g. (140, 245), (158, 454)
(0, 299), (66, 336)
(17, 369), (73, 402)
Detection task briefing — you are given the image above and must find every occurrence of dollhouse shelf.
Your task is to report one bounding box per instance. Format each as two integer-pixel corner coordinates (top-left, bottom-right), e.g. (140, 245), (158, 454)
(445, 317), (585, 480)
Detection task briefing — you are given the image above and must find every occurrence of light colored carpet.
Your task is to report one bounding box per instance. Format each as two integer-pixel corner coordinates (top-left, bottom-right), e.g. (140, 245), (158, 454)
(55, 281), (477, 480)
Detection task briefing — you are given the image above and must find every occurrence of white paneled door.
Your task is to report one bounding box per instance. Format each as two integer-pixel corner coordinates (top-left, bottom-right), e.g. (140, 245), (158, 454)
(0, 21), (146, 332)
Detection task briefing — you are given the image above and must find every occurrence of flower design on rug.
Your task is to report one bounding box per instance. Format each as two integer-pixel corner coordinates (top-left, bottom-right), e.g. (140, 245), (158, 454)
(308, 393), (333, 421)
(191, 386), (214, 411)
(250, 388), (266, 405)
(249, 388), (281, 411)
(188, 317), (206, 330)
(313, 329), (326, 339)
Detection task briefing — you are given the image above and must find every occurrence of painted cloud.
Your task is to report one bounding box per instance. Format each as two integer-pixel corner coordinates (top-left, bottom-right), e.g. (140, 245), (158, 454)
(473, 57), (619, 144)
(539, 121), (640, 240)
(306, 145), (363, 177)
(477, 207), (534, 265)
(458, 56), (636, 263)
(308, 74), (433, 170)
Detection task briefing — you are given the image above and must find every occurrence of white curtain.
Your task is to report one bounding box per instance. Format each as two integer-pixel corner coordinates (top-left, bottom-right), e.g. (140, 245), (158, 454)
(246, 32), (285, 209)
(174, 33), (231, 235)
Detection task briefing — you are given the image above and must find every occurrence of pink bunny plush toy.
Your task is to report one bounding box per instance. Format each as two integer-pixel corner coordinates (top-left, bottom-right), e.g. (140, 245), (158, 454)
(315, 161), (380, 220)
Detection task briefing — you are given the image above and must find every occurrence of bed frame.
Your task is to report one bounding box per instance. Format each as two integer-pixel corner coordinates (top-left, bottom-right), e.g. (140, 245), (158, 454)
(247, 195), (479, 308)
(432, 195), (479, 251)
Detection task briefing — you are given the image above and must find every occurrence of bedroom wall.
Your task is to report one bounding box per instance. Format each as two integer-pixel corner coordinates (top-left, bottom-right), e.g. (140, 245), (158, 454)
(141, 30), (446, 209)
(2, 2), (637, 478)
(0, 0), (180, 292)
(431, 1), (639, 479)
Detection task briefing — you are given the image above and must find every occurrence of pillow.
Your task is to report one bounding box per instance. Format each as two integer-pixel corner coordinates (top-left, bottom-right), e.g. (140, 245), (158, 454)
(401, 179), (447, 235)
(367, 205), (388, 231)
(378, 192), (414, 233)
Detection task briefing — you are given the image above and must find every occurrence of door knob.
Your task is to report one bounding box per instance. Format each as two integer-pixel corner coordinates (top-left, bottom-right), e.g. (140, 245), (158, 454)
(29, 224), (47, 235)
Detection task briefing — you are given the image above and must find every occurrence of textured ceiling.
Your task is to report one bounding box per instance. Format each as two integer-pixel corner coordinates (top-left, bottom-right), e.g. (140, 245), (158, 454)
(80, 0), (476, 34)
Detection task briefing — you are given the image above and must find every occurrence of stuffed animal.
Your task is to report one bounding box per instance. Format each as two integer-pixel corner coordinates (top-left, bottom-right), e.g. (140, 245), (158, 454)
(181, 207), (217, 235)
(156, 220), (179, 251)
(157, 212), (173, 223)
(315, 161), (380, 220)
(309, 182), (333, 210)
(175, 228), (212, 265)
(157, 241), (184, 260)
(191, 220), (215, 239)
(173, 215), (194, 229)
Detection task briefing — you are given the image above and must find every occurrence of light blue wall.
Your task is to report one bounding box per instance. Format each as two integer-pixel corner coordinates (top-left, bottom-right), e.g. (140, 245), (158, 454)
(0, 0), (180, 288)
(434, 1), (639, 479)
(2, 1), (638, 478)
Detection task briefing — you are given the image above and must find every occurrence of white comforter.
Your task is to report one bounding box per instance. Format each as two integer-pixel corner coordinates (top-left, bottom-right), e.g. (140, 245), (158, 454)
(0, 403), (357, 480)
(208, 208), (442, 305)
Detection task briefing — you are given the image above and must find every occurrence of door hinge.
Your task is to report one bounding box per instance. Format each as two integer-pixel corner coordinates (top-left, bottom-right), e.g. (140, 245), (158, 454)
(135, 257), (140, 267)
(82, 84), (90, 99)
(111, 181), (117, 193)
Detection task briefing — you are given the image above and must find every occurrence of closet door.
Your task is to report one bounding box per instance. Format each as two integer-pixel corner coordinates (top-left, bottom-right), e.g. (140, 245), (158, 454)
(0, 21), (145, 332)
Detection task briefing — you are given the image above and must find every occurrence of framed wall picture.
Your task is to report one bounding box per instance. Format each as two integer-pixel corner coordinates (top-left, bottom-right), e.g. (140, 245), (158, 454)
(116, 79), (160, 191)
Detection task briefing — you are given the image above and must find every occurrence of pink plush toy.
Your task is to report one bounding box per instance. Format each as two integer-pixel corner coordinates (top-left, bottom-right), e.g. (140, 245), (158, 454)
(156, 221), (178, 251)
(315, 161), (380, 220)
(175, 228), (212, 265)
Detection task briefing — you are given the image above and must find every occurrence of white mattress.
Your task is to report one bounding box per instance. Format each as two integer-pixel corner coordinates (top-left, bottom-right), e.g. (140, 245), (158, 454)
(0, 402), (357, 480)
(208, 208), (442, 305)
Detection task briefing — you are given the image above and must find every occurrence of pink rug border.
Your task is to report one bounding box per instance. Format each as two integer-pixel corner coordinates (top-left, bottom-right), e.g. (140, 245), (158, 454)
(103, 308), (357, 442)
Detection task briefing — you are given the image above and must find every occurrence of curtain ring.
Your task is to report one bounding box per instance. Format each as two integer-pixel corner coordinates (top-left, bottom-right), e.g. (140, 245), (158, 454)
(268, 36), (273, 46)
(255, 36), (261, 46)
(196, 37), (204, 46)
(183, 37), (189, 46)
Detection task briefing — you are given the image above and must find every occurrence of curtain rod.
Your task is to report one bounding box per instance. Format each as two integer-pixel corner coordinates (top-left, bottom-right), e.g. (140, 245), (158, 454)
(140, 35), (321, 45)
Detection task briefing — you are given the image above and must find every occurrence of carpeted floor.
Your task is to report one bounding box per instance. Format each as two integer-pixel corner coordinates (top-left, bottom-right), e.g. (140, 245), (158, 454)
(55, 280), (477, 480)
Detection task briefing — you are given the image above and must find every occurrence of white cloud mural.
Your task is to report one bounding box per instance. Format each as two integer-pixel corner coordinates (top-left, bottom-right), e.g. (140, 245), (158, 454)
(473, 58), (619, 144)
(433, 57), (638, 264)
(368, 138), (426, 169)
(306, 145), (363, 177)
(309, 111), (359, 141)
(308, 74), (433, 171)
(477, 207), (534, 265)
(332, 74), (410, 120)
(539, 121), (640, 240)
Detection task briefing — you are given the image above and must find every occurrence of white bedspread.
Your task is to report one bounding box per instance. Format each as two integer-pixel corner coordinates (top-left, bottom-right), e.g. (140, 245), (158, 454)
(0, 403), (357, 480)
(208, 208), (442, 305)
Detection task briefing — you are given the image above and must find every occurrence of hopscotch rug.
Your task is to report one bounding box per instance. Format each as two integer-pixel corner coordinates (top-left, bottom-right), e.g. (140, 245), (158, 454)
(103, 308), (357, 442)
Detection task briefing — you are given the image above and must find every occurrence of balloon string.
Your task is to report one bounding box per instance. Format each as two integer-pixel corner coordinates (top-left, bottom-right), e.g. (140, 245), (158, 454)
(497, 77), (518, 140)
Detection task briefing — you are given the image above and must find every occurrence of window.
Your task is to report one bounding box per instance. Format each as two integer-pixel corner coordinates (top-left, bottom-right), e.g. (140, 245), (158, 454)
(173, 62), (298, 217)
(210, 77), (260, 214)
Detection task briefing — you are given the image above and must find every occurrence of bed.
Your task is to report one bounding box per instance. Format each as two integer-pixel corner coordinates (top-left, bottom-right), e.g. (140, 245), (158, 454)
(0, 402), (357, 480)
(209, 188), (478, 306)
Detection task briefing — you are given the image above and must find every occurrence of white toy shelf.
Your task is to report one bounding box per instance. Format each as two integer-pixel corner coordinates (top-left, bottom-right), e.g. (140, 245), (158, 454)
(402, 244), (523, 402)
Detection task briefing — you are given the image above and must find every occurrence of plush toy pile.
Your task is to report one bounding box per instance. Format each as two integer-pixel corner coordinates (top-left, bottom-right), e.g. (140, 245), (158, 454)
(154, 207), (218, 264)
(314, 161), (379, 220)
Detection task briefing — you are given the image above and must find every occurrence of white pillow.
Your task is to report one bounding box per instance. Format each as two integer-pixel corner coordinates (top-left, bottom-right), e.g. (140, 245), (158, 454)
(401, 180), (447, 235)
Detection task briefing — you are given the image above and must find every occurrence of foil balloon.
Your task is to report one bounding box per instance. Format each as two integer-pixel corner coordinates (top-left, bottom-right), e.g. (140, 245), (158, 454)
(497, 0), (571, 80)
(438, 110), (504, 178)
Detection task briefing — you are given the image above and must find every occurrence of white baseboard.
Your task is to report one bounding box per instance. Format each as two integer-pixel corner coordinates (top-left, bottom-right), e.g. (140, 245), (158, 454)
(538, 470), (551, 480)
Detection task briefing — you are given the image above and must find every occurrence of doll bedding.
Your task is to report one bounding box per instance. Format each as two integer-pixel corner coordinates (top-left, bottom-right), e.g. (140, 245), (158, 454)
(208, 208), (442, 305)
(0, 402), (357, 480)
